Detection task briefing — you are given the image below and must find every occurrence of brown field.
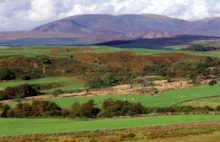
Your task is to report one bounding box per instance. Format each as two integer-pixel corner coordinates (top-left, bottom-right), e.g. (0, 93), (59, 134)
(74, 52), (206, 72)
(0, 121), (220, 142)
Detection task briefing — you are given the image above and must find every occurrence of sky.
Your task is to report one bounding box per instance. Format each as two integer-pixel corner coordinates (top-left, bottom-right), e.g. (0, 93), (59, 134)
(0, 0), (220, 31)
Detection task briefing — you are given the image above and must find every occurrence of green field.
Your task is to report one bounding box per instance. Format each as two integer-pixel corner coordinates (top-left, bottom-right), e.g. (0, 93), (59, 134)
(0, 46), (50, 57)
(178, 96), (220, 108)
(2, 45), (220, 58)
(0, 115), (219, 136)
(48, 82), (220, 108)
(0, 77), (85, 92)
(6, 81), (220, 108)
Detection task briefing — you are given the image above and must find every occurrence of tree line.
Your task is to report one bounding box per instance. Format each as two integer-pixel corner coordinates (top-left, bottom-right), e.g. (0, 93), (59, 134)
(1, 99), (220, 118)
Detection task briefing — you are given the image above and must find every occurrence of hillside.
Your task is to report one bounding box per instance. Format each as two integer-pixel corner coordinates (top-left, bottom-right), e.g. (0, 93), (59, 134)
(1, 14), (220, 46)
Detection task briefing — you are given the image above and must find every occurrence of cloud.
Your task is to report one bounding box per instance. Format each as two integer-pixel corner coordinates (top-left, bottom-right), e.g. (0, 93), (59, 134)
(0, 0), (220, 31)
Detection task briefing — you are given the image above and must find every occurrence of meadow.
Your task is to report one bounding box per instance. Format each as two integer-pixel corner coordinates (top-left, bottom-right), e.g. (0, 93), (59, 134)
(2, 45), (220, 58)
(0, 77), (85, 92)
(178, 96), (220, 108)
(1, 44), (220, 141)
(47, 82), (220, 108)
(0, 115), (219, 137)
(5, 81), (220, 108)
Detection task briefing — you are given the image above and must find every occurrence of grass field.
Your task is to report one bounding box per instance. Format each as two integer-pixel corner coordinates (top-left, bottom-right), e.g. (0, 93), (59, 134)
(178, 96), (220, 108)
(0, 77), (85, 92)
(0, 46), (50, 57)
(2, 46), (220, 58)
(6, 81), (220, 108)
(46, 82), (220, 108)
(0, 115), (219, 137)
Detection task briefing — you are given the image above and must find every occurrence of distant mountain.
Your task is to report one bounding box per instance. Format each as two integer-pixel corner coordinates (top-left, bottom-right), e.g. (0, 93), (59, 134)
(1, 14), (220, 46)
(94, 35), (220, 49)
(33, 14), (189, 34)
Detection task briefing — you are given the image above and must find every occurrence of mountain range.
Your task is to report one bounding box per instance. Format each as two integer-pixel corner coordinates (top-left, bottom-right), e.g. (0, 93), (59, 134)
(0, 14), (220, 46)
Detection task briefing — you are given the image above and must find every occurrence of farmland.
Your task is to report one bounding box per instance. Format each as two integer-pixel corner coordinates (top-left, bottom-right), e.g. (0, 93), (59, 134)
(0, 115), (219, 137)
(3, 79), (220, 109)
(1, 45), (220, 58)
(1, 44), (220, 141)
(0, 77), (85, 92)
(1, 121), (219, 142)
(178, 96), (220, 108)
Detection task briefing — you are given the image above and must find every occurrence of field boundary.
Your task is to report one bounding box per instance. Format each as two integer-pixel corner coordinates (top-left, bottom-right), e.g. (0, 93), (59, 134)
(169, 94), (220, 107)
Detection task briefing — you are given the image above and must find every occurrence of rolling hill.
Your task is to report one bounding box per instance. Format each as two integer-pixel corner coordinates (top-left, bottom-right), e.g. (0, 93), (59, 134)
(1, 14), (220, 46)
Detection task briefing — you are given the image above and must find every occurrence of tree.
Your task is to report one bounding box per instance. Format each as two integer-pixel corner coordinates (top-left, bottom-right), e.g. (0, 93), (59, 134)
(31, 100), (61, 117)
(102, 72), (116, 87)
(79, 100), (100, 118)
(209, 80), (217, 86)
(0, 68), (16, 81)
(0, 103), (10, 117)
(86, 76), (103, 89)
(2, 84), (41, 100)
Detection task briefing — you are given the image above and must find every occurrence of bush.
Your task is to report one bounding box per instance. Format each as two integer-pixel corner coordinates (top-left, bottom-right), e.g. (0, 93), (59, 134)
(30, 70), (45, 79)
(102, 72), (116, 87)
(0, 103), (10, 117)
(0, 84), (41, 100)
(216, 106), (220, 111)
(0, 68), (16, 81)
(22, 76), (31, 80)
(86, 76), (103, 89)
(209, 80), (217, 86)
(31, 101), (62, 117)
(70, 100), (100, 118)
(98, 99), (146, 118)
(52, 89), (64, 96)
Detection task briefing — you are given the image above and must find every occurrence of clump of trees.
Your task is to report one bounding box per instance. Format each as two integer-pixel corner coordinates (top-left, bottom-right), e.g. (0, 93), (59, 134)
(0, 68), (16, 81)
(186, 44), (217, 51)
(0, 84), (41, 100)
(98, 99), (146, 117)
(86, 72), (117, 89)
(209, 80), (217, 86)
(1, 100), (61, 118)
(1, 99), (220, 118)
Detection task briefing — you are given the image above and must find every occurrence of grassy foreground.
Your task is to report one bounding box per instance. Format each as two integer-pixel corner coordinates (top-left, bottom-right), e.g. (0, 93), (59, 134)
(0, 115), (219, 137)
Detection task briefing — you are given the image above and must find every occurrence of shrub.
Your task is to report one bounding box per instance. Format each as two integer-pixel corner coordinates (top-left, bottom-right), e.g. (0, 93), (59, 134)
(30, 70), (45, 79)
(79, 100), (100, 118)
(0, 103), (10, 117)
(98, 99), (146, 118)
(0, 84), (41, 100)
(216, 106), (220, 111)
(102, 72), (116, 87)
(209, 80), (217, 86)
(52, 89), (64, 96)
(31, 100), (62, 117)
(86, 76), (103, 89)
(22, 76), (31, 80)
(0, 68), (16, 81)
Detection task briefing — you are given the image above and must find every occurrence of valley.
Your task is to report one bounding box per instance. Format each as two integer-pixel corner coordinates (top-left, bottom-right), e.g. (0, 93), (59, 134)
(0, 14), (220, 142)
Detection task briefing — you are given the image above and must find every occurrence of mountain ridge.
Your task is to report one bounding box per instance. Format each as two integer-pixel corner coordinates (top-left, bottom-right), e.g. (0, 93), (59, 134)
(1, 14), (220, 46)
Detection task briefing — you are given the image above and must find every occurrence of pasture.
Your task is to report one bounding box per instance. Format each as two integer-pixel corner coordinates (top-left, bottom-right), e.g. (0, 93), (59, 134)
(48, 82), (220, 108)
(0, 115), (219, 137)
(178, 96), (220, 108)
(2, 45), (220, 58)
(0, 77), (85, 92)
(5, 81), (220, 108)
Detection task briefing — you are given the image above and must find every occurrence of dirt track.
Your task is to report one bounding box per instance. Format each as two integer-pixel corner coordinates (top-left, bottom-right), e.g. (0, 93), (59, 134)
(0, 79), (210, 104)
